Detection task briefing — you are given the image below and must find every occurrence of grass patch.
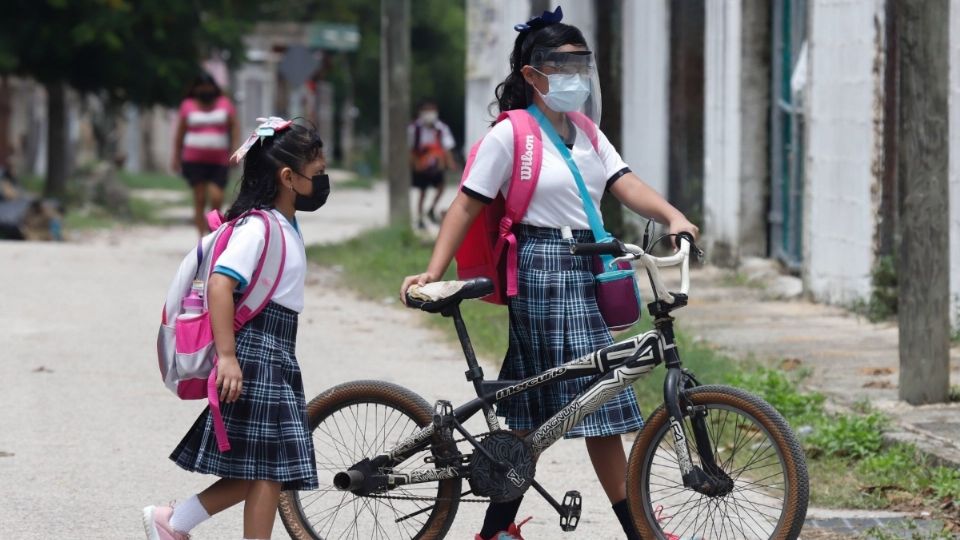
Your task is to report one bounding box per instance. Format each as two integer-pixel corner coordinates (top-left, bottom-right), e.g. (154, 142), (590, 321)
(63, 207), (117, 230)
(337, 176), (379, 190)
(118, 171), (187, 191)
(307, 225), (960, 524)
(307, 226), (510, 358)
(718, 271), (765, 290)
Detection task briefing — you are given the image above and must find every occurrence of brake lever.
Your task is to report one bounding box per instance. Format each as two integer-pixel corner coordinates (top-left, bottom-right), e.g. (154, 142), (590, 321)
(609, 253), (638, 269)
(692, 245), (705, 261)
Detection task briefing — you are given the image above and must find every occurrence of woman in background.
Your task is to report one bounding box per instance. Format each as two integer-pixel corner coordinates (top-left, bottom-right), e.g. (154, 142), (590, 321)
(172, 72), (240, 236)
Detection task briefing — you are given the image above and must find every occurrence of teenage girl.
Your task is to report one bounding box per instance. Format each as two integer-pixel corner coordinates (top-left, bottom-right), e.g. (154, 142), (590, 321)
(172, 72), (241, 237)
(144, 119), (330, 540)
(400, 8), (699, 540)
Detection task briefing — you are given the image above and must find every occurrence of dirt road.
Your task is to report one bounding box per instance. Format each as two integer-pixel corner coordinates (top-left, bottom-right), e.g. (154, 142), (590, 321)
(0, 184), (631, 539)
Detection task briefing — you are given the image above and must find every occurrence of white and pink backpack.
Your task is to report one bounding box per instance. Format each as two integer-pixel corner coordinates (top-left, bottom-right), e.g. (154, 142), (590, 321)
(156, 209), (285, 452)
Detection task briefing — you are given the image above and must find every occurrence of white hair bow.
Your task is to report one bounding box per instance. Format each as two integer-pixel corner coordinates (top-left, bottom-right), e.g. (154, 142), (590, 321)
(230, 116), (294, 164)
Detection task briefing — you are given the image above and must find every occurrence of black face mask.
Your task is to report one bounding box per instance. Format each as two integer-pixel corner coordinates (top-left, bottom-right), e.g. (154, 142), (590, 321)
(292, 172), (330, 212)
(196, 90), (217, 103)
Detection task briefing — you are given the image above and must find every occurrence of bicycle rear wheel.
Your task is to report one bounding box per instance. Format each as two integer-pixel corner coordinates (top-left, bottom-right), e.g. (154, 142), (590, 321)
(626, 385), (808, 540)
(278, 380), (461, 540)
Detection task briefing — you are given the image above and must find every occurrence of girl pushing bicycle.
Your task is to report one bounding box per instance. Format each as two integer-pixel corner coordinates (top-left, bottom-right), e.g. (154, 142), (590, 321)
(401, 7), (698, 539)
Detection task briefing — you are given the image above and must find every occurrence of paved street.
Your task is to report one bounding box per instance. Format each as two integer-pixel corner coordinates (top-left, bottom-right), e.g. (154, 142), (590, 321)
(2, 181), (951, 538)
(0, 184), (633, 539)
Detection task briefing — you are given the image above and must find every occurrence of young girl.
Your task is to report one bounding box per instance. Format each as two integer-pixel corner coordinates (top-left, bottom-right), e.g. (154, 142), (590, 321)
(144, 118), (329, 540)
(400, 8), (698, 540)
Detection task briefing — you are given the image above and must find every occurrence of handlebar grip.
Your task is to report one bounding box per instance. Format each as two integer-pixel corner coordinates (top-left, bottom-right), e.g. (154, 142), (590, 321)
(569, 241), (625, 256)
(676, 232), (695, 248)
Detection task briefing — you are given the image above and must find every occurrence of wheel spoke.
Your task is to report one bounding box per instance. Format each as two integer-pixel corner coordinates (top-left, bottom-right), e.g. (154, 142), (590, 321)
(637, 394), (801, 540)
(281, 392), (460, 539)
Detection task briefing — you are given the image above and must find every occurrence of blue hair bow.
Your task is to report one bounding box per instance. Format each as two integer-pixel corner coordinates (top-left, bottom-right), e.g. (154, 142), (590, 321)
(514, 5), (563, 32)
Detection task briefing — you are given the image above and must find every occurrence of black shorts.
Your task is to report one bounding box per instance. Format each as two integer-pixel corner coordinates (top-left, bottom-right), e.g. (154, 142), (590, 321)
(182, 161), (229, 189)
(412, 169), (444, 190)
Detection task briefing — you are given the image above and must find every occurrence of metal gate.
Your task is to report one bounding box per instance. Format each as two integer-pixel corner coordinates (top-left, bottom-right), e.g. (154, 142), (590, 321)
(769, 0), (807, 270)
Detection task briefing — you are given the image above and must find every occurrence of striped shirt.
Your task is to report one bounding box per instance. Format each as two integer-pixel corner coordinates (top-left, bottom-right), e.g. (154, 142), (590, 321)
(179, 96), (235, 166)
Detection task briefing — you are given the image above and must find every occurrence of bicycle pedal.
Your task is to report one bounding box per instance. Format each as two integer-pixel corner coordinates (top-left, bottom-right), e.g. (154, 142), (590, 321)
(433, 400), (454, 428)
(559, 490), (582, 531)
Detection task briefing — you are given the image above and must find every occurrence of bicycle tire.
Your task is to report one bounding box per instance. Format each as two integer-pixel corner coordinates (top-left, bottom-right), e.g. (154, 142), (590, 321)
(626, 385), (809, 540)
(278, 380), (461, 540)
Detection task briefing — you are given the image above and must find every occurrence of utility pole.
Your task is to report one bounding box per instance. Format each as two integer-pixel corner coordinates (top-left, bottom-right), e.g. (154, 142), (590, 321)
(896, 0), (950, 404)
(381, 0), (411, 227)
(594, 0), (624, 238)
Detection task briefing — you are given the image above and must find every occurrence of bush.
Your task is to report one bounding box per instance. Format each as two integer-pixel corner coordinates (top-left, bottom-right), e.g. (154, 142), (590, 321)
(807, 411), (888, 459)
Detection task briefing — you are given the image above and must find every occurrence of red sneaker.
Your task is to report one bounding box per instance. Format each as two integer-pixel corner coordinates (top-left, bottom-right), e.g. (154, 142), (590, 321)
(655, 504), (691, 540)
(474, 516), (533, 540)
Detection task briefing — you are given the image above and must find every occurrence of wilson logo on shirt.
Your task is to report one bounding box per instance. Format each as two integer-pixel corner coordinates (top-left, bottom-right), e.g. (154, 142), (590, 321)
(519, 134), (535, 181)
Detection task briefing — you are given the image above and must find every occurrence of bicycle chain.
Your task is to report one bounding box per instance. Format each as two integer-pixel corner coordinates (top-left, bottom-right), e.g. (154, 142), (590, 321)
(361, 429), (496, 504)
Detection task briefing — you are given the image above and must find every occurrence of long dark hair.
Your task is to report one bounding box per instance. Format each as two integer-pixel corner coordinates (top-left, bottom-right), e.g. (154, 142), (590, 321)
(491, 23), (587, 122)
(226, 124), (324, 220)
(185, 71), (222, 100)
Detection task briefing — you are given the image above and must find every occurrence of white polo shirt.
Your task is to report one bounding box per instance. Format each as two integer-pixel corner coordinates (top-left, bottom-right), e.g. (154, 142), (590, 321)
(461, 118), (630, 230)
(213, 209), (307, 313)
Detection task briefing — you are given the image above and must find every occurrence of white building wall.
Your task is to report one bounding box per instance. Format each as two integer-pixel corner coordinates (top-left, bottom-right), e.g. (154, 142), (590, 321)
(950, 1), (960, 326)
(465, 0), (531, 150)
(703, 0), (743, 258)
(803, 0), (879, 303)
(550, 1), (596, 58)
(622, 0), (669, 197)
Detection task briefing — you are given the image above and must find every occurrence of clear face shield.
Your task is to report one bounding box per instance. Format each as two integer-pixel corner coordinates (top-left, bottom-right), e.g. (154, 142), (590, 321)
(528, 47), (602, 125)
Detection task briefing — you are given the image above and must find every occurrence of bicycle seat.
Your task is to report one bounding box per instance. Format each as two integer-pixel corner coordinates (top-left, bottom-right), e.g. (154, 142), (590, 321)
(405, 278), (494, 313)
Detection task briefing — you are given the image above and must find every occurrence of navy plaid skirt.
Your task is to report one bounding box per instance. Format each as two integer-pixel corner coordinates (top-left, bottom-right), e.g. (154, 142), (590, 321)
(170, 301), (318, 490)
(497, 224), (644, 438)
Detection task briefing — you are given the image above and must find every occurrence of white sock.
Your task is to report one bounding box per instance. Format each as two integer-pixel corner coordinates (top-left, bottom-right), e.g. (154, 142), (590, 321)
(169, 494), (211, 532)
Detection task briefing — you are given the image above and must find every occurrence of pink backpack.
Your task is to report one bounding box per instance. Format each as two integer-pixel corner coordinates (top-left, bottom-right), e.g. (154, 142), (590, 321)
(156, 209), (285, 452)
(455, 109), (599, 304)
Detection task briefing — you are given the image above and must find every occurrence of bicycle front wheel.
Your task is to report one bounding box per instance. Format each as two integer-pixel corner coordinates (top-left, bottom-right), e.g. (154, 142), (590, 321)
(278, 380), (461, 540)
(626, 385), (809, 540)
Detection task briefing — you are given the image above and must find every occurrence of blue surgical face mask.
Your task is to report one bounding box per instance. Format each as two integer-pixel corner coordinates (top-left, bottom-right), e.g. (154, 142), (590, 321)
(533, 69), (591, 113)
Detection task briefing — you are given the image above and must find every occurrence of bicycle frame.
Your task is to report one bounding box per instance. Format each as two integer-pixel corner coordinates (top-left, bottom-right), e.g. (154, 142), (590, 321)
(341, 237), (723, 497)
(359, 306), (695, 488)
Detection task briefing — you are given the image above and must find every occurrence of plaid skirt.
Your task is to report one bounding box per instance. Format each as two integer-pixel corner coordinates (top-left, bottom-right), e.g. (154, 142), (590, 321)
(497, 224), (644, 438)
(170, 301), (318, 490)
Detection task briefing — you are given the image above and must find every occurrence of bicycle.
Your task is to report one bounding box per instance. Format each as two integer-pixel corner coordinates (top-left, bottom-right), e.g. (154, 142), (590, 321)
(278, 233), (809, 539)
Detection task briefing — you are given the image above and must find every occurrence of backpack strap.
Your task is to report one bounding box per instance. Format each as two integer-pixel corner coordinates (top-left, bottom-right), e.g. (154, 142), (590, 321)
(231, 209), (286, 330)
(567, 111), (600, 153)
(199, 208), (287, 453)
(494, 109), (543, 298)
(206, 366), (231, 452)
(204, 209), (286, 330)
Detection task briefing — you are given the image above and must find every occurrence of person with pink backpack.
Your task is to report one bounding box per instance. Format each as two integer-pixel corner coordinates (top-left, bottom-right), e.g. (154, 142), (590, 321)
(401, 7), (699, 540)
(143, 118), (328, 540)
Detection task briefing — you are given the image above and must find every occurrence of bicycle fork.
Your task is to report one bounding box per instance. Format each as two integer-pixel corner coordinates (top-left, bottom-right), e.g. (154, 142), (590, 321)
(660, 325), (734, 497)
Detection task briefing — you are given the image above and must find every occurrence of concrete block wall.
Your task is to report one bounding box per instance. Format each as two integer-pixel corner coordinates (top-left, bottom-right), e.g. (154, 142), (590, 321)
(803, 0), (880, 303)
(465, 0), (532, 150)
(621, 0), (669, 199)
(703, 0), (743, 263)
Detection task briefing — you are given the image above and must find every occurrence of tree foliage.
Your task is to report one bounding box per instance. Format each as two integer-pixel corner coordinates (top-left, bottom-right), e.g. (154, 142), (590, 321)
(0, 0), (253, 106)
(263, 0), (466, 146)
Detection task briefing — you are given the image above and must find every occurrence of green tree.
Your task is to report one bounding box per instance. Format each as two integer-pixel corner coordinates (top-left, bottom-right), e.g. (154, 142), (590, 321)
(0, 0), (252, 198)
(267, 0), (466, 151)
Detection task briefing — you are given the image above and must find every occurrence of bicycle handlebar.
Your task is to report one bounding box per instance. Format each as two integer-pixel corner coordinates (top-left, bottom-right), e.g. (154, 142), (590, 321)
(568, 240), (626, 257)
(571, 234), (700, 303)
